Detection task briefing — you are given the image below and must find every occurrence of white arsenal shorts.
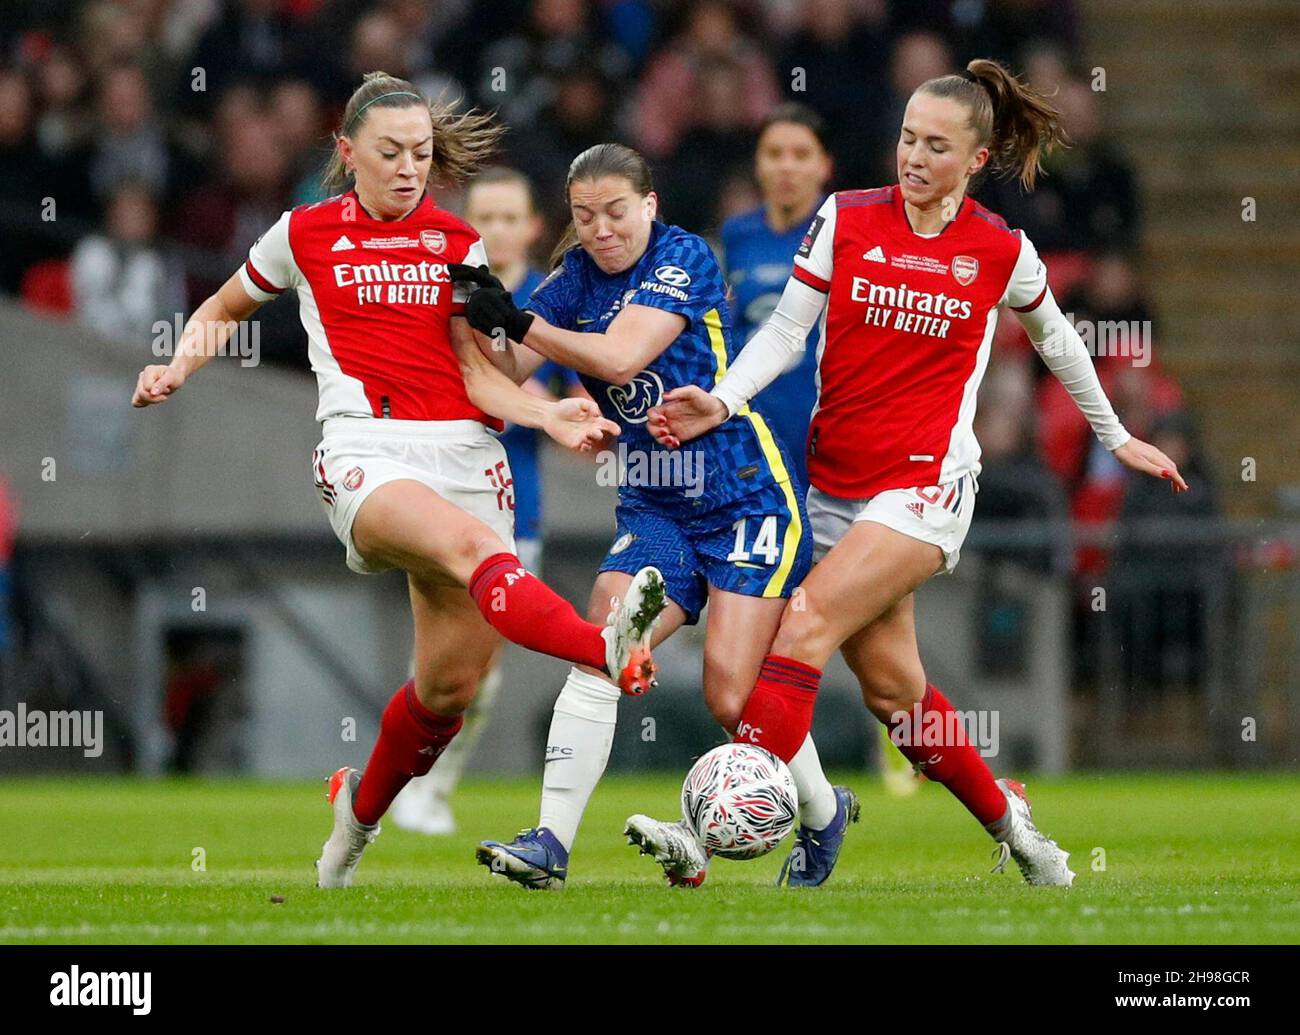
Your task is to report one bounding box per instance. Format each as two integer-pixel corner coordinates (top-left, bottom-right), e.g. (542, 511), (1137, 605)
(312, 417), (517, 574)
(806, 472), (977, 573)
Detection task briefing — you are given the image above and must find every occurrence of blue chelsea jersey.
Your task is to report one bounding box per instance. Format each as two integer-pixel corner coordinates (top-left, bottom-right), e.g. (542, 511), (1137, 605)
(720, 203), (825, 488)
(526, 221), (797, 512)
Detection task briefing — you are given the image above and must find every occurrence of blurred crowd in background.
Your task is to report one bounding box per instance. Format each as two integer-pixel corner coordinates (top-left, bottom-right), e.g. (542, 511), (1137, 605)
(0, 0), (1226, 697)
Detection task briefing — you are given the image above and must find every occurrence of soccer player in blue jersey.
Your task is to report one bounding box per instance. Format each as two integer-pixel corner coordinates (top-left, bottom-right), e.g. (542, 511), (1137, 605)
(390, 168), (584, 835)
(456, 144), (857, 889)
(720, 103), (832, 492)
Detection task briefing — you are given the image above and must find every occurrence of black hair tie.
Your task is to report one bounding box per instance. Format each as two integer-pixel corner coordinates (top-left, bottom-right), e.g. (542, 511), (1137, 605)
(960, 68), (979, 84)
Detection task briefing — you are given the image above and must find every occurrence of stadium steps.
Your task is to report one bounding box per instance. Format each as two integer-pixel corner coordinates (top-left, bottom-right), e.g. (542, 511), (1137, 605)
(1081, 0), (1300, 515)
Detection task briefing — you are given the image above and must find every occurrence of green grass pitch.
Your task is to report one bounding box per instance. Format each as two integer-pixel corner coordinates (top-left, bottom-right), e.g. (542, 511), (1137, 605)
(1, 773), (1296, 944)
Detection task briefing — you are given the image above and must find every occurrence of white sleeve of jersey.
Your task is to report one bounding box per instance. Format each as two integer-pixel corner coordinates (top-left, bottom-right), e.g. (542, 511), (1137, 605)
(239, 211), (294, 302)
(1001, 230), (1048, 311)
(712, 275), (828, 418)
(792, 194), (837, 286)
(454, 238), (489, 305)
(1016, 285), (1132, 451)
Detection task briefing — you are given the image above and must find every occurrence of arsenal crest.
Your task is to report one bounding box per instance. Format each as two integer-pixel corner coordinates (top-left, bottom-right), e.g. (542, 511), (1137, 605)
(952, 255), (979, 286)
(420, 230), (446, 254)
(343, 466), (365, 491)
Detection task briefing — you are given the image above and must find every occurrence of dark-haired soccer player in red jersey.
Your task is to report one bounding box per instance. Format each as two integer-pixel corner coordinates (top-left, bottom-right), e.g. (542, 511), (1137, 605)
(131, 72), (667, 889)
(644, 60), (1188, 886)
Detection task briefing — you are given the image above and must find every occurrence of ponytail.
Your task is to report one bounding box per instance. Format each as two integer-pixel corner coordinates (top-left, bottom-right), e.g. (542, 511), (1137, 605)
(323, 71), (504, 193)
(919, 59), (1066, 190)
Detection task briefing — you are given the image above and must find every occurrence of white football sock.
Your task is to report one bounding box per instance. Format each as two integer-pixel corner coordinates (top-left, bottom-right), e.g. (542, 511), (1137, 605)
(422, 664), (503, 798)
(788, 733), (838, 830)
(538, 666), (622, 852)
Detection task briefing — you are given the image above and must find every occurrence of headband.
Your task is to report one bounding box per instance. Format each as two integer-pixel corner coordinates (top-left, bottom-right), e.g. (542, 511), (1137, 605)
(346, 90), (423, 132)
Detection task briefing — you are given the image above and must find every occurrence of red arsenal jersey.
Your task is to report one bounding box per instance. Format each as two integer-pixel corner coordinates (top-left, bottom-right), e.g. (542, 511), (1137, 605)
(239, 190), (501, 428)
(791, 185), (1047, 498)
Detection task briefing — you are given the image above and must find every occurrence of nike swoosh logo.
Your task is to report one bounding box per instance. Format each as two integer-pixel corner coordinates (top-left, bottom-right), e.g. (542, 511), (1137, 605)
(576, 318), (595, 325)
(733, 561), (764, 570)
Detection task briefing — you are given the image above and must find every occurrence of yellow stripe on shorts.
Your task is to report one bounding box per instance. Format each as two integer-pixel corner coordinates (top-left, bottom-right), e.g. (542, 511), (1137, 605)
(703, 308), (803, 598)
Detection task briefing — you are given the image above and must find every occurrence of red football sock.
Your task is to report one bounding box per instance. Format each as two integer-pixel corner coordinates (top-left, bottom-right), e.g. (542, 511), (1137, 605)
(732, 654), (820, 762)
(353, 680), (463, 825)
(469, 553), (607, 671)
(885, 684), (1007, 826)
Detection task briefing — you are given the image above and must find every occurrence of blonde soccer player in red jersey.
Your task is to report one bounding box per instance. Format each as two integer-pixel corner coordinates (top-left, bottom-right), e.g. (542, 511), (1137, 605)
(131, 73), (667, 888)
(644, 60), (1188, 886)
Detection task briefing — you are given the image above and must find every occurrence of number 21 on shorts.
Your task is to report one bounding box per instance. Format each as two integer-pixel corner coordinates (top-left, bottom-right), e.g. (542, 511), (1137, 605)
(727, 516), (780, 565)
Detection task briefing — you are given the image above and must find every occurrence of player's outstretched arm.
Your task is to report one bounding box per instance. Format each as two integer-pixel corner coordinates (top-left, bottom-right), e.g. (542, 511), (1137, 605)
(522, 303), (686, 386)
(449, 263), (684, 385)
(648, 272), (826, 448)
(131, 272), (262, 408)
(1014, 288), (1188, 493)
(452, 317), (618, 453)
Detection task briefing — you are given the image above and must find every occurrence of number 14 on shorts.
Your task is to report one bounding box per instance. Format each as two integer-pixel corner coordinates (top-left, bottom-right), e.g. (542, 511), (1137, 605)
(727, 516), (780, 565)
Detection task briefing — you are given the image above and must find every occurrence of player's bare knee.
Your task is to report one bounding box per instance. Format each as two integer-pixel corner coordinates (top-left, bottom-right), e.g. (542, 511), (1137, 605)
(703, 661), (749, 732)
(448, 524), (506, 572)
(413, 669), (481, 717)
(706, 693), (745, 734)
(771, 603), (830, 663)
(859, 675), (923, 722)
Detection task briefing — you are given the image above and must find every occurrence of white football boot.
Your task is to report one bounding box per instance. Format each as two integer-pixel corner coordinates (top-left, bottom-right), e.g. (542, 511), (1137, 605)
(624, 815), (710, 887)
(601, 567), (666, 696)
(315, 766), (380, 889)
(989, 778), (1075, 887)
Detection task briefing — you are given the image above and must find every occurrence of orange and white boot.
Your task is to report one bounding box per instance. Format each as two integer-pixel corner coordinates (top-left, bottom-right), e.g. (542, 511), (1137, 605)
(601, 566), (666, 696)
(314, 766), (380, 889)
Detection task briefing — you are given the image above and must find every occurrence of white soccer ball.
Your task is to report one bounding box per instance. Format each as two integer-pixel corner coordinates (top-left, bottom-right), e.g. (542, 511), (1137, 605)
(680, 743), (799, 860)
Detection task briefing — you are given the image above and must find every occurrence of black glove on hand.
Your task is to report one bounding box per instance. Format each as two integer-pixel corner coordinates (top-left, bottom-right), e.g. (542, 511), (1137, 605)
(448, 263), (534, 344)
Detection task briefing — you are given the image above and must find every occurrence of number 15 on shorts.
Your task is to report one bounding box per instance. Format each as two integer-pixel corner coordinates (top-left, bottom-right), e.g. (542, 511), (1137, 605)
(727, 516), (780, 566)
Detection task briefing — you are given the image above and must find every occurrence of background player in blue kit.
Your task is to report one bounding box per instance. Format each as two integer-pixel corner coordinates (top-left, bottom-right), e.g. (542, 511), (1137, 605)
(391, 168), (583, 835)
(456, 144), (857, 889)
(720, 104), (832, 492)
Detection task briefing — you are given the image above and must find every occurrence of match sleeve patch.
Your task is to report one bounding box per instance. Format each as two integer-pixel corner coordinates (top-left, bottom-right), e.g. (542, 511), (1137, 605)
(792, 195), (836, 284)
(796, 214), (825, 259)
